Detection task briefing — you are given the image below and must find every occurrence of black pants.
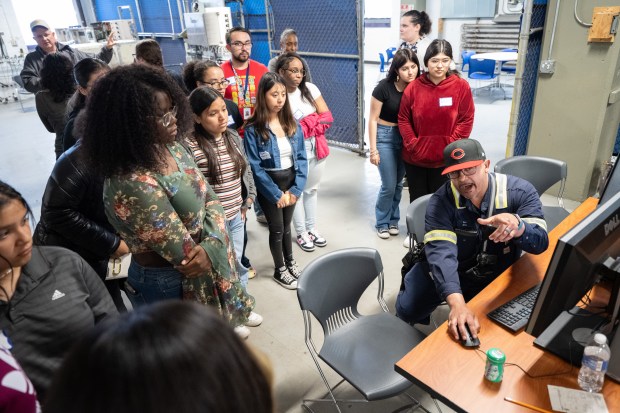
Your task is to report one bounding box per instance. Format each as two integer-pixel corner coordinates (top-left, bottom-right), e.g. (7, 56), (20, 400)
(258, 168), (296, 269)
(404, 162), (448, 203)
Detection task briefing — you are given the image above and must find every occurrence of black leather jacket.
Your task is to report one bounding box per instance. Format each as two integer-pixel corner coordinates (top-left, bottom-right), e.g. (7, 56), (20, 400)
(34, 142), (120, 277)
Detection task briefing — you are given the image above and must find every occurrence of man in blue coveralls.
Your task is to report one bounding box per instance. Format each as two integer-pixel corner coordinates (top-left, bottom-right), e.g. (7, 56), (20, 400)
(395, 139), (549, 342)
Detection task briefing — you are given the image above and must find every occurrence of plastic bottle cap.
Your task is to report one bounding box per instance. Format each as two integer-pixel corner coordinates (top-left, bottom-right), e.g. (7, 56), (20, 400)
(594, 333), (607, 345)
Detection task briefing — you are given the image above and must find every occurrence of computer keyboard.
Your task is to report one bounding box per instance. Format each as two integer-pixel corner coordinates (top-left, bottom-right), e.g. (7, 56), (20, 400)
(487, 284), (541, 332)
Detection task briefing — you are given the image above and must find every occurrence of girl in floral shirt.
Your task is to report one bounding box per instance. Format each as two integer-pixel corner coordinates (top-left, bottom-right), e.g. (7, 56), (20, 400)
(81, 65), (254, 336)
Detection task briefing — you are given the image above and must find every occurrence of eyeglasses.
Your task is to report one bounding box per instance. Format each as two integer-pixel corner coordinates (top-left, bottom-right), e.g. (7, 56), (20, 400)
(285, 68), (305, 76)
(230, 41), (252, 49)
(200, 79), (230, 88)
(157, 106), (178, 127)
(447, 165), (478, 179)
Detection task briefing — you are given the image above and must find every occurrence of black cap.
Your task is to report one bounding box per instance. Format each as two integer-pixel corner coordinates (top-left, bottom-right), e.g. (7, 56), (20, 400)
(442, 139), (486, 175)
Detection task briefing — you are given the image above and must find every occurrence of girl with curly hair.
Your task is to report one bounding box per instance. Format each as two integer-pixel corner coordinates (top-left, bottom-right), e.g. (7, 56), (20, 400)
(81, 64), (255, 338)
(35, 53), (75, 158)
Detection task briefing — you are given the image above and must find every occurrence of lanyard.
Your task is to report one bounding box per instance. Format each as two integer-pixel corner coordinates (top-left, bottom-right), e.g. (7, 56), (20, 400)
(230, 61), (250, 104)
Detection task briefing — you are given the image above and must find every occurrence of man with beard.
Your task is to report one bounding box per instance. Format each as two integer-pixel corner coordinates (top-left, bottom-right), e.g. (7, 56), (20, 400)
(20, 19), (114, 93)
(221, 27), (269, 128)
(395, 139), (548, 343)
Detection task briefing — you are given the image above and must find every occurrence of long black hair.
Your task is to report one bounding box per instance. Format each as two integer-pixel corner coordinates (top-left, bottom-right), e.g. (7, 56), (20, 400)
(275, 52), (316, 111)
(44, 301), (274, 413)
(69, 58), (110, 111)
(386, 48), (421, 83)
(81, 64), (192, 177)
(188, 87), (246, 184)
(40, 53), (75, 102)
(244, 72), (297, 142)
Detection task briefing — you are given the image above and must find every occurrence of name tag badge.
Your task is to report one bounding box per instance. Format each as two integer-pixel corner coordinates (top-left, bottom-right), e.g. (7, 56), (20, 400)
(259, 151), (271, 160)
(243, 107), (252, 119)
(226, 76), (236, 84)
(294, 109), (304, 120)
(439, 97), (453, 107)
(227, 115), (235, 126)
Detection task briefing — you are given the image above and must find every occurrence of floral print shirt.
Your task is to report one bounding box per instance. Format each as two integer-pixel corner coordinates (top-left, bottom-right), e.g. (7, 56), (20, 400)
(103, 142), (253, 325)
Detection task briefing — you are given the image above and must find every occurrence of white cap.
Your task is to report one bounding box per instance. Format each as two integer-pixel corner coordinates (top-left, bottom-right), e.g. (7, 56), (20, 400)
(594, 333), (607, 345)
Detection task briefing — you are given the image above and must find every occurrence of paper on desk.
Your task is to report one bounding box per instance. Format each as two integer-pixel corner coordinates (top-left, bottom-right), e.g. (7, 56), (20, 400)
(547, 385), (608, 413)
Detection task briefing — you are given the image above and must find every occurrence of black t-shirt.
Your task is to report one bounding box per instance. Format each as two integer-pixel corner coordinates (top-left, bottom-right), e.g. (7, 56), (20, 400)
(371, 78), (403, 123)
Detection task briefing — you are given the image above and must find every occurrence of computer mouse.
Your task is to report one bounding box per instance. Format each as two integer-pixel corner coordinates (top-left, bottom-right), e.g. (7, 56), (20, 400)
(460, 324), (481, 348)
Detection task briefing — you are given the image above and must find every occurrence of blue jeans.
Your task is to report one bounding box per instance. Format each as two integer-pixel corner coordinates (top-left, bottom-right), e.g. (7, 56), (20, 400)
(125, 259), (183, 308)
(293, 139), (326, 235)
(375, 125), (405, 229)
(227, 211), (249, 288)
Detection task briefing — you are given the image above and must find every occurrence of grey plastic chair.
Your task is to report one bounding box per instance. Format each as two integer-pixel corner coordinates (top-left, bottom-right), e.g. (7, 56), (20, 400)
(494, 155), (569, 231)
(297, 248), (429, 413)
(405, 194), (432, 249)
(12, 75), (33, 112)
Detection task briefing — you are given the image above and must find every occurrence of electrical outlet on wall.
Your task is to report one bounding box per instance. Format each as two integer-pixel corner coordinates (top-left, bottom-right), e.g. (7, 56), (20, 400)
(540, 59), (556, 74)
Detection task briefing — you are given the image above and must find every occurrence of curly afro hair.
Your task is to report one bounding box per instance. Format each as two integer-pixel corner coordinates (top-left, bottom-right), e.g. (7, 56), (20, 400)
(80, 64), (192, 177)
(40, 53), (75, 102)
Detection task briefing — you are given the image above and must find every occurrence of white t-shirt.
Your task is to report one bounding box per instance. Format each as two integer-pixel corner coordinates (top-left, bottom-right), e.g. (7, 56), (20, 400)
(288, 83), (321, 121)
(276, 135), (293, 169)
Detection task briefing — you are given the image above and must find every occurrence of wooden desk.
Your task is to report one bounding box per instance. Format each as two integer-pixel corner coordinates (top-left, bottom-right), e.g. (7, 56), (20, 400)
(395, 198), (620, 412)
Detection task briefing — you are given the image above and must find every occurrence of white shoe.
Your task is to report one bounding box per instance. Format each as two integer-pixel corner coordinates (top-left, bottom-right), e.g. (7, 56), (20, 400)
(234, 325), (251, 340)
(245, 311), (263, 327)
(403, 235), (411, 248)
(389, 225), (400, 236)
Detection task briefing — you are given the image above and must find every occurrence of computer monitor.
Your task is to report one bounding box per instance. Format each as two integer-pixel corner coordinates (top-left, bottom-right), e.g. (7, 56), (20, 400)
(526, 191), (620, 378)
(598, 157), (620, 205)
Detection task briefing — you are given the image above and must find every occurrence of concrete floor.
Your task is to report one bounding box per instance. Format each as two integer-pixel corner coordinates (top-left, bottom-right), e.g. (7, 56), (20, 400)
(0, 64), (579, 413)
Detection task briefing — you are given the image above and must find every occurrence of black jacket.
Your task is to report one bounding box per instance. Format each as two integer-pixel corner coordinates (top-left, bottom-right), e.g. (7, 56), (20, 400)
(34, 142), (120, 277)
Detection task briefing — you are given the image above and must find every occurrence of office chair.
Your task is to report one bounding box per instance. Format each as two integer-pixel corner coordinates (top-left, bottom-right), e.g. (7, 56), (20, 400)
(468, 58), (503, 99)
(386, 47), (397, 62)
(500, 48), (517, 74)
(297, 248), (430, 413)
(460, 50), (476, 73)
(12, 75), (33, 112)
(405, 194), (432, 250)
(379, 52), (387, 73)
(494, 155), (569, 231)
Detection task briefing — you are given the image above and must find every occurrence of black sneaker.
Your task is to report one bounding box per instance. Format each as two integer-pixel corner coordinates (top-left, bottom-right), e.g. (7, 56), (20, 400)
(274, 267), (297, 290)
(286, 260), (302, 279)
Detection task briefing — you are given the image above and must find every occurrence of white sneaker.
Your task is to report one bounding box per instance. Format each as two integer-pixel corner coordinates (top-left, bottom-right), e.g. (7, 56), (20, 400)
(389, 225), (400, 236)
(234, 325), (251, 340)
(403, 235), (411, 248)
(245, 311), (263, 327)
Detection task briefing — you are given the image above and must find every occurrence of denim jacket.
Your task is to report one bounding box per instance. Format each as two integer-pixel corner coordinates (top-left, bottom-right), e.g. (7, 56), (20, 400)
(244, 123), (308, 204)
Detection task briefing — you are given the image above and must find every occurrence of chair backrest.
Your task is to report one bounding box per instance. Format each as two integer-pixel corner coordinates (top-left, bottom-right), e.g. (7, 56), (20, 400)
(12, 75), (25, 89)
(386, 47), (397, 61)
(468, 58), (496, 78)
(406, 194), (432, 243)
(461, 50), (476, 72)
(494, 155), (567, 202)
(297, 248), (383, 332)
(378, 52), (386, 72)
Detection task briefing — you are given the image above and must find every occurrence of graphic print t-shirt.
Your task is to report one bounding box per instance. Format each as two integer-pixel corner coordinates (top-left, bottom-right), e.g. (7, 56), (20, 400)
(222, 59), (269, 122)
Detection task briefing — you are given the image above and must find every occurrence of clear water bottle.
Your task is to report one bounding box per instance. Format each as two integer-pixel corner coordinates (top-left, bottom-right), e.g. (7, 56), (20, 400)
(578, 333), (611, 392)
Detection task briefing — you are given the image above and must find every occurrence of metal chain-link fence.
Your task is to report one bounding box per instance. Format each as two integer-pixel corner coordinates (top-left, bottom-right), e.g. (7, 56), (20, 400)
(268, 0), (364, 152)
(514, 2), (547, 156)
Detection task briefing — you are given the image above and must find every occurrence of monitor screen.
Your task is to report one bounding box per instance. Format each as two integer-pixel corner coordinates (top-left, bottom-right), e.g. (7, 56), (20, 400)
(527, 191), (620, 337)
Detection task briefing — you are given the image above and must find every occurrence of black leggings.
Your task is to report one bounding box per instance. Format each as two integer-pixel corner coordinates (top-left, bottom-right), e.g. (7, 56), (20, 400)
(404, 162), (448, 203)
(258, 168), (296, 269)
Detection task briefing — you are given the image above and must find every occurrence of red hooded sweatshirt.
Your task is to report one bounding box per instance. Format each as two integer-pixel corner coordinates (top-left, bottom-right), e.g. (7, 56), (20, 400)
(398, 73), (474, 168)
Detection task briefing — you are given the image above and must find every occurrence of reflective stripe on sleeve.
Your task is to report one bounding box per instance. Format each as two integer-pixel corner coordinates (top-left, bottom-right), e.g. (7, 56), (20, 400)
(522, 217), (548, 232)
(494, 173), (508, 210)
(424, 230), (457, 244)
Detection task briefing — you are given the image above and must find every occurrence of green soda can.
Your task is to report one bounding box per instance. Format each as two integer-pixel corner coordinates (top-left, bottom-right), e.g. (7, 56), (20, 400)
(484, 348), (506, 382)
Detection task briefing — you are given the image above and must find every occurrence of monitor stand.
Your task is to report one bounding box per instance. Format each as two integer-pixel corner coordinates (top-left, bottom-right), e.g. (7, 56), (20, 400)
(533, 308), (610, 368)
